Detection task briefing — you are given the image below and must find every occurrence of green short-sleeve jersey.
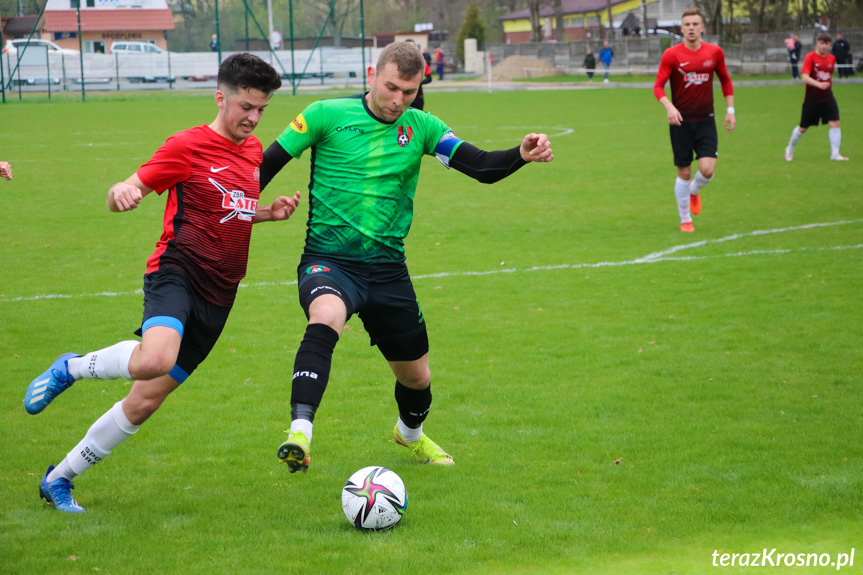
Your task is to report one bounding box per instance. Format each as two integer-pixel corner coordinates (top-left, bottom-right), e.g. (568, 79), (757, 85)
(276, 95), (455, 263)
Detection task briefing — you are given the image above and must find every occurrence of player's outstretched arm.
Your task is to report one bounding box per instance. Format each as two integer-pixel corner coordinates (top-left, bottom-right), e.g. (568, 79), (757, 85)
(254, 191), (302, 223)
(520, 133), (554, 163)
(446, 133), (553, 184)
(107, 173), (153, 212)
(0, 161), (12, 180)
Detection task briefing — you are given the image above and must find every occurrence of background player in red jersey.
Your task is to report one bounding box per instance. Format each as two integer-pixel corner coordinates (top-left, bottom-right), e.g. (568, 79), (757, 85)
(654, 8), (735, 233)
(24, 53), (302, 514)
(784, 33), (849, 162)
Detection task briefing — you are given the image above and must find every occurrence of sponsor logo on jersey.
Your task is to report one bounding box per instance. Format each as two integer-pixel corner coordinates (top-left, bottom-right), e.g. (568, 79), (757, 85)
(679, 69), (711, 88)
(814, 67), (831, 81)
(306, 264), (331, 274)
(209, 177), (258, 223)
(290, 114), (308, 134)
(253, 167), (260, 181)
(336, 125), (366, 134)
(397, 125), (413, 148)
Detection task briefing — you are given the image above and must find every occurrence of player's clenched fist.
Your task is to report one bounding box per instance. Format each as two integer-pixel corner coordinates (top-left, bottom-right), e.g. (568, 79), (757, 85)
(520, 133), (554, 163)
(107, 182), (144, 212)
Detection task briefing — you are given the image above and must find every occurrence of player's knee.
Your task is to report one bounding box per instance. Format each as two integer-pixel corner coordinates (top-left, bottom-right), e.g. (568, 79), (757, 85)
(308, 295), (348, 333)
(129, 350), (176, 380)
(700, 167), (716, 179)
(393, 361), (431, 389)
(408, 367), (431, 388)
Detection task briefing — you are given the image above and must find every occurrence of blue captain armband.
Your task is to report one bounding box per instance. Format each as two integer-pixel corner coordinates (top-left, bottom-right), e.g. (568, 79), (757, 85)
(434, 131), (464, 168)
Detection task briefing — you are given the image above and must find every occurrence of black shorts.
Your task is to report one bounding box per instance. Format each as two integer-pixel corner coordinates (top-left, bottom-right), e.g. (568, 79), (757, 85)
(135, 268), (232, 382)
(297, 256), (429, 362)
(800, 99), (840, 128)
(669, 121), (719, 167)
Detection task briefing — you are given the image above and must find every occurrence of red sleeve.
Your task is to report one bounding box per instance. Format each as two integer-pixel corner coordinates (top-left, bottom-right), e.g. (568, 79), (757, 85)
(137, 132), (194, 194)
(801, 52), (814, 76)
(714, 48), (734, 97)
(653, 50), (674, 100)
(425, 61), (432, 76)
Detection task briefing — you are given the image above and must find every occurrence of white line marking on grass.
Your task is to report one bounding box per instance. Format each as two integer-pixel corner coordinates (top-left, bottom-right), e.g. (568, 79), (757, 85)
(3, 221), (861, 303)
(637, 220), (863, 262)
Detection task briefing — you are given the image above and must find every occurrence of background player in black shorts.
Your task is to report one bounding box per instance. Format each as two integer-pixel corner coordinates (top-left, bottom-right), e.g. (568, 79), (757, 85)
(784, 33), (849, 162)
(24, 53), (301, 513)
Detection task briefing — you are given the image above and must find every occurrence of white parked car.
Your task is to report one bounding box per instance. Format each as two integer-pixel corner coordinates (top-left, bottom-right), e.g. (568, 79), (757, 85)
(109, 41), (175, 83)
(109, 41), (169, 55)
(3, 38), (78, 57)
(648, 29), (683, 41)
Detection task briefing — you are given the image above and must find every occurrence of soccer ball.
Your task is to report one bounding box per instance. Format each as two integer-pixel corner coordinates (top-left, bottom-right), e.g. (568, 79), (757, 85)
(341, 466), (408, 530)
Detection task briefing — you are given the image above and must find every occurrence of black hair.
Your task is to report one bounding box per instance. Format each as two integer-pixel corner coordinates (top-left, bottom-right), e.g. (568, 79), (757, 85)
(218, 53), (282, 95)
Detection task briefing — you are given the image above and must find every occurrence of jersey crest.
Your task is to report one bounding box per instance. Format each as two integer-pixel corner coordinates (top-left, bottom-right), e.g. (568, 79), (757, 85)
(397, 126), (413, 148)
(210, 177), (258, 223)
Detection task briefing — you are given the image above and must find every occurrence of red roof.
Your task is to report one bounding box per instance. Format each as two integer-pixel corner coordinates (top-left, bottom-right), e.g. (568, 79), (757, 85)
(501, 0), (631, 20)
(44, 9), (174, 32)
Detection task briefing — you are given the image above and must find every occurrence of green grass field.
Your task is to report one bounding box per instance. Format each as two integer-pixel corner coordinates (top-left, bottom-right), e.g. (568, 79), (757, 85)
(1, 84), (861, 574)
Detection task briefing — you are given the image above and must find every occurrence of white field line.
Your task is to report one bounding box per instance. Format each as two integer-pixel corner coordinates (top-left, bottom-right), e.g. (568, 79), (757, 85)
(3, 220), (861, 304)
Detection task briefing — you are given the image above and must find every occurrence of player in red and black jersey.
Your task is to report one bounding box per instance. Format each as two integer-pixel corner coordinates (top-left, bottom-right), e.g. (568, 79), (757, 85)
(654, 8), (735, 232)
(25, 53), (302, 513)
(405, 38), (433, 110)
(784, 33), (849, 162)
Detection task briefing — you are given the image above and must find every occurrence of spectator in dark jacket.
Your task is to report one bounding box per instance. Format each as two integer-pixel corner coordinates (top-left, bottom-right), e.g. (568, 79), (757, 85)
(584, 49), (596, 82)
(832, 33), (852, 78)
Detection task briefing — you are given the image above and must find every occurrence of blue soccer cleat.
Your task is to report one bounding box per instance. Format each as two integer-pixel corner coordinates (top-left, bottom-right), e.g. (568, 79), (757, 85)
(25, 353), (80, 415)
(39, 465), (86, 513)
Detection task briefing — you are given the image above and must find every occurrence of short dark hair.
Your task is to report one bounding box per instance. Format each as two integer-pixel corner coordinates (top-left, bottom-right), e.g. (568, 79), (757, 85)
(377, 42), (425, 79)
(817, 32), (832, 44)
(218, 53), (282, 96)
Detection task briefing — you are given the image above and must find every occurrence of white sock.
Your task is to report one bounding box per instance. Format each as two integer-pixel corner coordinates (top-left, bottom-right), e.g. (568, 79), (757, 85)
(788, 126), (803, 150)
(689, 171), (712, 195)
(397, 417), (423, 443)
(675, 178), (692, 224)
(48, 401), (140, 482)
(68, 340), (139, 381)
(290, 419), (313, 443)
(829, 127), (841, 156)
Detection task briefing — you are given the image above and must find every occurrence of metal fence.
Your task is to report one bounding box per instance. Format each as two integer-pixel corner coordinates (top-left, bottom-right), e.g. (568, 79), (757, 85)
(486, 29), (863, 77)
(1, 47), (383, 95)
(2, 29), (860, 96)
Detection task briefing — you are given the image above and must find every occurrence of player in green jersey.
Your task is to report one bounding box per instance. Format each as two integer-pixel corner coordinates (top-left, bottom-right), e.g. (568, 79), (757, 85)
(260, 41), (554, 473)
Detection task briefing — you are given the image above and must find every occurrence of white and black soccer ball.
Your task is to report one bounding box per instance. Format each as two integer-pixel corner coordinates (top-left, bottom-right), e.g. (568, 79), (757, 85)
(341, 466), (408, 530)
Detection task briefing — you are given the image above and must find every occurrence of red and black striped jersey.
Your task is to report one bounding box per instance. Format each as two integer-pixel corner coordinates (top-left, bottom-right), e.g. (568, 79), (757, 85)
(137, 125), (262, 307)
(801, 51), (836, 104)
(654, 42), (733, 123)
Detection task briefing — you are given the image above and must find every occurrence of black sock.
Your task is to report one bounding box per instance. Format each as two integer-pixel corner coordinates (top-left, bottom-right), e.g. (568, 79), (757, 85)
(289, 323), (339, 423)
(394, 380), (432, 429)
